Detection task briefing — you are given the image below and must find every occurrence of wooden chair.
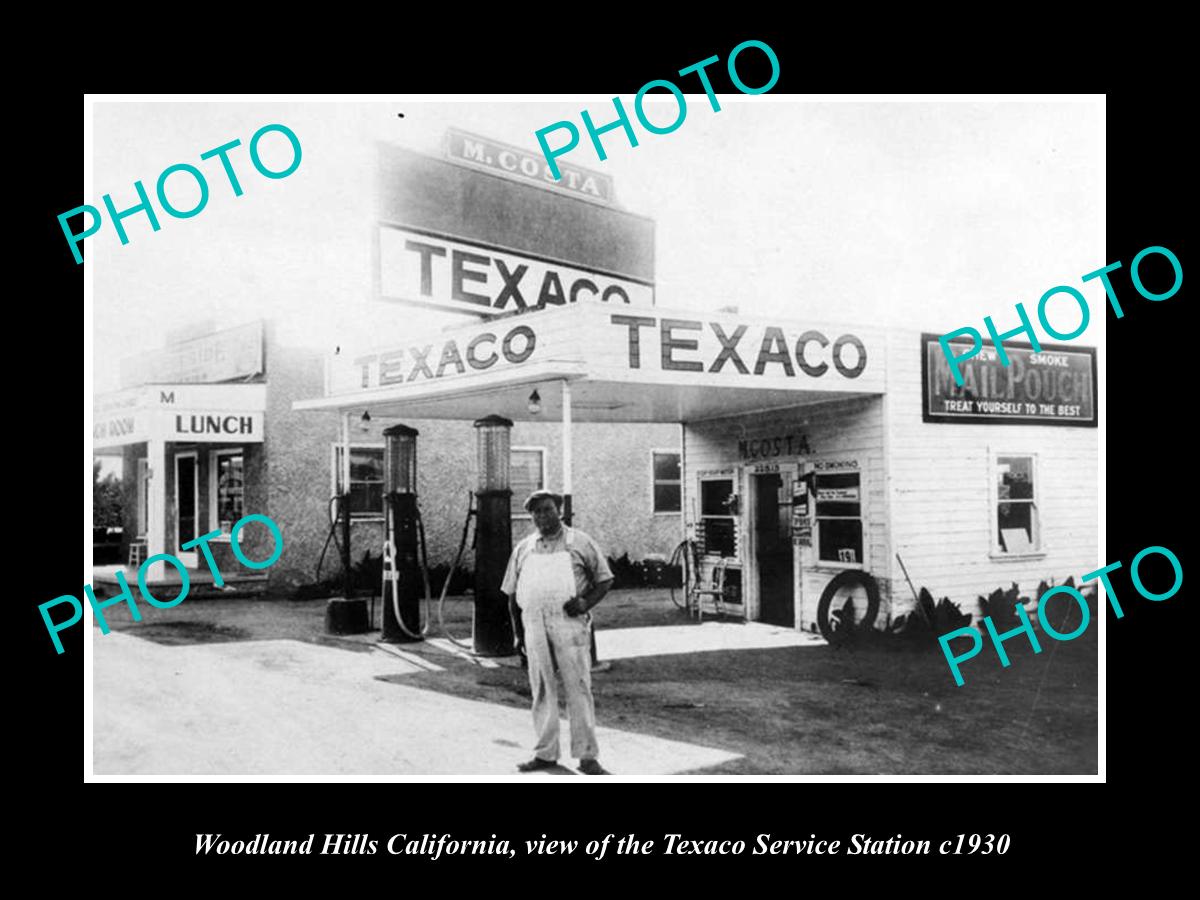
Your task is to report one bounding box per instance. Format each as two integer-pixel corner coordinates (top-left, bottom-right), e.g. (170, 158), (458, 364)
(691, 557), (729, 622)
(128, 539), (147, 569)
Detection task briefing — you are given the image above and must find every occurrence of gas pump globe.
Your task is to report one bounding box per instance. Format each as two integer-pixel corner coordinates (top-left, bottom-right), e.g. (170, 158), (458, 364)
(476, 415), (511, 492)
(381, 424), (422, 642)
(473, 415), (515, 656)
(384, 423), (418, 494)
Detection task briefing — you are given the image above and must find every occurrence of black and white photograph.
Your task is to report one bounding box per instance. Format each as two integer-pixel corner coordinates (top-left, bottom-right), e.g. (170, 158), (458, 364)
(81, 93), (1108, 779)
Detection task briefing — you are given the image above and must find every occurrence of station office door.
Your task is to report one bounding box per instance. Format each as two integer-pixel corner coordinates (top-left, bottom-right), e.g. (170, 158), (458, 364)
(753, 471), (794, 627)
(175, 452), (198, 567)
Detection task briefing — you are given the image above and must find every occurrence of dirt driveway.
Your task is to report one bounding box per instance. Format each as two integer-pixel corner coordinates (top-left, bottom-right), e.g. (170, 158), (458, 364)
(93, 588), (1097, 775)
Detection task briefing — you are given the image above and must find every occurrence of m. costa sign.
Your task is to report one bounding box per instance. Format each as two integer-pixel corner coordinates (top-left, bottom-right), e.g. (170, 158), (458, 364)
(445, 128), (614, 205)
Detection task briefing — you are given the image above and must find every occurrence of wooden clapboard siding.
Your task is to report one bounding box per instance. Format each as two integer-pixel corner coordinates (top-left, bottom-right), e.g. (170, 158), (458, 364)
(883, 329), (1099, 624)
(685, 393), (890, 631)
(679, 328), (1098, 633)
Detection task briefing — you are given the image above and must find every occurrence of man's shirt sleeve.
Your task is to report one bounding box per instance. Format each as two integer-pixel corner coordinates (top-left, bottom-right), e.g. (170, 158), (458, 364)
(582, 533), (614, 585)
(501, 542), (521, 597)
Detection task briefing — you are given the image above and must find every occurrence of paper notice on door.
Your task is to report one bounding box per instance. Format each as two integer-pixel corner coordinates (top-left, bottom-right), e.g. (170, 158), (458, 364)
(792, 516), (812, 547)
(817, 487), (860, 502)
(1000, 528), (1033, 554)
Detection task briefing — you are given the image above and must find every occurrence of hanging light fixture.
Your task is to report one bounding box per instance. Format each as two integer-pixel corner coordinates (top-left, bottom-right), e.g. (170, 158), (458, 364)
(527, 389), (542, 414)
(359, 410), (372, 432)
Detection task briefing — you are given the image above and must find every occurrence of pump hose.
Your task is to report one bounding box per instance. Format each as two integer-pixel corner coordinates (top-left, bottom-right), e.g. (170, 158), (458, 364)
(390, 492), (510, 659)
(436, 493), (478, 650)
(414, 504), (433, 632)
(314, 495), (344, 583)
(382, 503), (432, 640)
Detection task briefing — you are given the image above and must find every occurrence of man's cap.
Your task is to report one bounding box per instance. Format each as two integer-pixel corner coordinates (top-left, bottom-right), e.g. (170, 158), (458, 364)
(524, 489), (564, 512)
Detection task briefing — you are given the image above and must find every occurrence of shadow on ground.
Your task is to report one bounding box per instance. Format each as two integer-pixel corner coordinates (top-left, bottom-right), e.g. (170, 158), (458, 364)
(97, 588), (1097, 775)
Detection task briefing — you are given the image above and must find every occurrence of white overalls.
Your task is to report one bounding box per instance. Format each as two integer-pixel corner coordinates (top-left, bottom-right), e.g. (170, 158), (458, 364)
(515, 535), (599, 762)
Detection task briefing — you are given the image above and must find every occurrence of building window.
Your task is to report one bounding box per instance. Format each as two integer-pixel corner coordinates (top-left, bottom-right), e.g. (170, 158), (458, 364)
(995, 453), (1039, 554)
(815, 467), (863, 565)
(210, 450), (245, 534)
(652, 450), (681, 513)
(511, 447), (546, 519)
(698, 476), (738, 558)
(332, 444), (385, 518)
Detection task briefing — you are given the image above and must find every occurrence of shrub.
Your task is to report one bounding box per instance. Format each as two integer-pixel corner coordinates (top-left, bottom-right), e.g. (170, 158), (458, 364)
(978, 583), (1022, 631)
(606, 553), (642, 589)
(888, 573), (1098, 648)
(603, 553), (682, 589)
(889, 590), (969, 643)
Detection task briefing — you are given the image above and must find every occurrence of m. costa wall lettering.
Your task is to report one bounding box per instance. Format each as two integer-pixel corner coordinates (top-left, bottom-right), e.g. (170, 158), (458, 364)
(738, 434), (812, 460)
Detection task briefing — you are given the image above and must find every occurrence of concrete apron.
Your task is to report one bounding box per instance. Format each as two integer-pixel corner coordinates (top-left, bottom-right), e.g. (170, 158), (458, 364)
(597, 621), (825, 660)
(93, 632), (742, 777)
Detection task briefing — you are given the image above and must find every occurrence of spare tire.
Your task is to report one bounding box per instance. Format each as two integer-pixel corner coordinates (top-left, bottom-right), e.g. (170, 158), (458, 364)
(817, 570), (881, 643)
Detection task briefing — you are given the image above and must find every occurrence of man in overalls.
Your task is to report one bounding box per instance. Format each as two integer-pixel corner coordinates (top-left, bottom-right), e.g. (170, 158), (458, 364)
(501, 489), (614, 775)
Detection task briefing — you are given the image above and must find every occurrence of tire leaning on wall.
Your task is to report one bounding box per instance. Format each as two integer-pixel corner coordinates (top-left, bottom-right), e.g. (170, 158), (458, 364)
(816, 570), (881, 644)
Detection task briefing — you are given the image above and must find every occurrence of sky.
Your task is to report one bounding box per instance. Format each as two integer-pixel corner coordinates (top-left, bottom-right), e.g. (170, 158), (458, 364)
(89, 96), (1104, 396)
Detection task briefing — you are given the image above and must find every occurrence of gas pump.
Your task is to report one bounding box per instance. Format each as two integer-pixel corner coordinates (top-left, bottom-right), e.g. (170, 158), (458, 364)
(380, 424), (424, 643)
(339, 492), (352, 601)
(322, 490), (371, 636)
(472, 415), (515, 656)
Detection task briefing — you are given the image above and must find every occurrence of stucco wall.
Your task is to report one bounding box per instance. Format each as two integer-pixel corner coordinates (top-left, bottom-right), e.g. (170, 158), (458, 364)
(263, 339), (346, 589)
(507, 420), (682, 560)
(119, 444), (144, 558)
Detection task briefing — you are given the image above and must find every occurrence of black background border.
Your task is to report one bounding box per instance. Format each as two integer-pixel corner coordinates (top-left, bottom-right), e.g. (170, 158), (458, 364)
(21, 27), (1188, 881)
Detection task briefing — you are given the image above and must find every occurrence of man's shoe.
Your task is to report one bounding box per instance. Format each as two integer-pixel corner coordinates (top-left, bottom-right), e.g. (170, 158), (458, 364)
(517, 757), (557, 772)
(577, 758), (608, 775)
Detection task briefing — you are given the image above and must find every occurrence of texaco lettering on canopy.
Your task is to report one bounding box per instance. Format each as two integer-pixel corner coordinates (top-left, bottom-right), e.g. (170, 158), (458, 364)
(610, 315), (868, 380)
(351, 325), (537, 390)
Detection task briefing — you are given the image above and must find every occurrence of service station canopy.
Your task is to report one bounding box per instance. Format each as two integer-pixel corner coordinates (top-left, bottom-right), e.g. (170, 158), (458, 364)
(294, 304), (885, 423)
